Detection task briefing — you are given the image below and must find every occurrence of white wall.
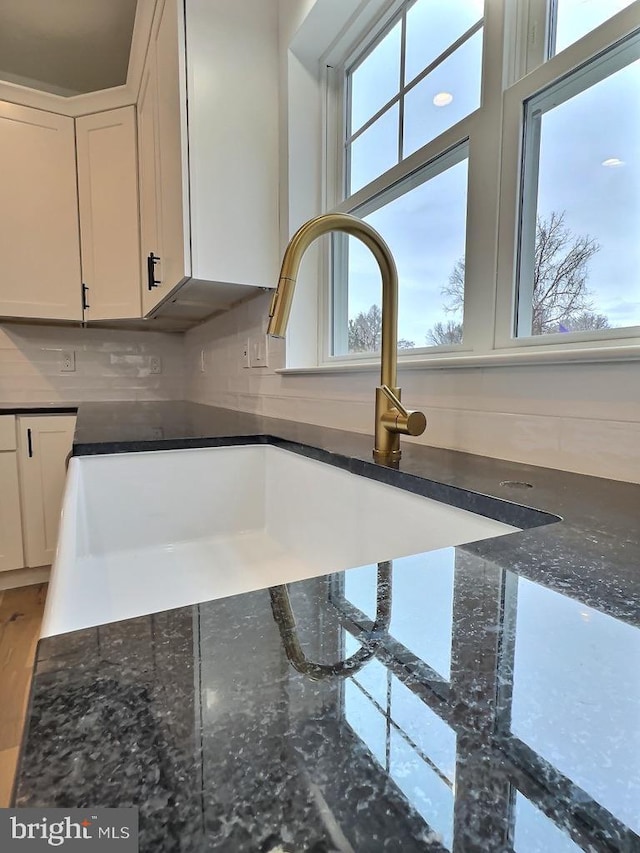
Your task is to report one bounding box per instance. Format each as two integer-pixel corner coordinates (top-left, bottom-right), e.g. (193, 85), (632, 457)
(0, 323), (184, 403)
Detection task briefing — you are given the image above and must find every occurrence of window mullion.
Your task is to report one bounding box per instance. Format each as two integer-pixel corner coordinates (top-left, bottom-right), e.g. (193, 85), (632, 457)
(516, 109), (542, 337)
(332, 0), (488, 358)
(459, 0), (508, 353)
(546, 0), (559, 59)
(398, 4), (407, 165)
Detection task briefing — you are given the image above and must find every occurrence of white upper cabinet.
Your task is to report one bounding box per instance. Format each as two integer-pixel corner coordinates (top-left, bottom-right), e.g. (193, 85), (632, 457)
(0, 0), (280, 326)
(76, 106), (142, 321)
(154, 0), (189, 297)
(138, 46), (163, 314)
(186, 0), (280, 289)
(138, 0), (190, 315)
(138, 0), (280, 315)
(0, 103), (82, 321)
(0, 101), (143, 324)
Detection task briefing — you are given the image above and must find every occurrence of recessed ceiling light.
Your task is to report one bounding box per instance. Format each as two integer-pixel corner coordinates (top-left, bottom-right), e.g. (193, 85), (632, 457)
(433, 92), (453, 107)
(601, 157), (625, 167)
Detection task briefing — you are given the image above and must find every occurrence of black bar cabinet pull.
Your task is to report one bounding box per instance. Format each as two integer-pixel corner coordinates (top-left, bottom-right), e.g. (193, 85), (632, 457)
(27, 428), (33, 458)
(147, 253), (161, 290)
(82, 283), (90, 311)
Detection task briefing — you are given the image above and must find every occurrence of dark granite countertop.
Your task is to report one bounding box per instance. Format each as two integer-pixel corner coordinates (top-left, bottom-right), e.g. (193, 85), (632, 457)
(14, 400), (640, 852)
(0, 403), (78, 415)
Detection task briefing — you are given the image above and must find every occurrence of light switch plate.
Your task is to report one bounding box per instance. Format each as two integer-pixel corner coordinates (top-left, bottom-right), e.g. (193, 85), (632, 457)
(251, 334), (268, 368)
(242, 340), (251, 368)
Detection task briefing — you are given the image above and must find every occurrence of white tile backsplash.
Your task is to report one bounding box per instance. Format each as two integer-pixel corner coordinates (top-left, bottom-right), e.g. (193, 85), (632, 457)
(184, 291), (640, 484)
(5, 299), (636, 484)
(0, 323), (185, 403)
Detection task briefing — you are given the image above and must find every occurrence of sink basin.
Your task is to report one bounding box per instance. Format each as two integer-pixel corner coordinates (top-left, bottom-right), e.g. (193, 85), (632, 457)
(42, 444), (520, 637)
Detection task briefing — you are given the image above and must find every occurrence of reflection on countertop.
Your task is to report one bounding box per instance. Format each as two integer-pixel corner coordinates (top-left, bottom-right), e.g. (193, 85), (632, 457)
(15, 546), (640, 852)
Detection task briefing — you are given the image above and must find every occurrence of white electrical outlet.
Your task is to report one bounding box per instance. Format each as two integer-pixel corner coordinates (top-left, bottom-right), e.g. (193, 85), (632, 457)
(149, 356), (162, 374)
(242, 340), (251, 368)
(60, 351), (75, 372)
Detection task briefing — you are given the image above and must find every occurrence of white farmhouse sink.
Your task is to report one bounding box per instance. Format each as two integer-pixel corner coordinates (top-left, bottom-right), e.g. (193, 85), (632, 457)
(42, 445), (519, 637)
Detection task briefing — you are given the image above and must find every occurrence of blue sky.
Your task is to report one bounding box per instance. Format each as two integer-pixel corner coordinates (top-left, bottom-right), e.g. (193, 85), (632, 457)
(342, 0), (639, 347)
(537, 52), (640, 328)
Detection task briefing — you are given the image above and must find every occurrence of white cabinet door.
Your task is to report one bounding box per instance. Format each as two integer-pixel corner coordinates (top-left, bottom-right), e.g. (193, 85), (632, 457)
(139, 0), (189, 317)
(76, 107), (142, 321)
(0, 453), (23, 572)
(154, 0), (189, 295)
(186, 0), (279, 288)
(0, 417), (24, 572)
(138, 45), (163, 315)
(17, 416), (76, 568)
(0, 102), (82, 320)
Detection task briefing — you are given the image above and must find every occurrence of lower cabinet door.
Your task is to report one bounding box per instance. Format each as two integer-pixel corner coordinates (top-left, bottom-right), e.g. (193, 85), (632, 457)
(0, 452), (24, 572)
(17, 416), (76, 568)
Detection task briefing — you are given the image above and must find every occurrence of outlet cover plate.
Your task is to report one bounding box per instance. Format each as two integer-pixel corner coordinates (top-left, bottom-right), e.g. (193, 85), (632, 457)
(60, 351), (76, 372)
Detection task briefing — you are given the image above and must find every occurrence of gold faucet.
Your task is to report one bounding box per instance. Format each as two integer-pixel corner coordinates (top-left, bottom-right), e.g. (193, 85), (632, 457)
(267, 212), (426, 463)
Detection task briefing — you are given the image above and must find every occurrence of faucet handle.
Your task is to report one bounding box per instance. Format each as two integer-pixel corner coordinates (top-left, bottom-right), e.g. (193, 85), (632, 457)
(379, 385), (427, 437)
(380, 384), (409, 417)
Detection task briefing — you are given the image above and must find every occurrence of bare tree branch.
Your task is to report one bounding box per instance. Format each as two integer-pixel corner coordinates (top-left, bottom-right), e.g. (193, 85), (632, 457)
(428, 210), (603, 340)
(348, 304), (415, 352)
(426, 320), (463, 346)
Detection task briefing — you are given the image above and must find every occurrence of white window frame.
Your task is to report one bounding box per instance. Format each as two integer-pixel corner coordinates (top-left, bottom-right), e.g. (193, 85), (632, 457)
(331, 141), (472, 358)
(495, 0), (640, 351)
(306, 0), (640, 371)
(321, 0), (502, 365)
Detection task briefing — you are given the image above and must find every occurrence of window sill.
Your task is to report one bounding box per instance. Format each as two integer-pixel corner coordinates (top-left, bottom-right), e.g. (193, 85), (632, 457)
(277, 343), (640, 375)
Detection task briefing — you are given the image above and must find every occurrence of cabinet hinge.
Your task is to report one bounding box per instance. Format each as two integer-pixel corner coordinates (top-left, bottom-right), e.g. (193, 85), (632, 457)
(82, 283), (90, 312)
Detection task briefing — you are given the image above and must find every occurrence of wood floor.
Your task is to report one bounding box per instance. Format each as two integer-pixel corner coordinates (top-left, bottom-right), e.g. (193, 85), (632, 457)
(0, 583), (47, 807)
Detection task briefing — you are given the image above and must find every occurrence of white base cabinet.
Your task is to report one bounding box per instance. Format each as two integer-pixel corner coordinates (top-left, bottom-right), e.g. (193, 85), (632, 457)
(0, 417), (24, 572)
(17, 415), (76, 569)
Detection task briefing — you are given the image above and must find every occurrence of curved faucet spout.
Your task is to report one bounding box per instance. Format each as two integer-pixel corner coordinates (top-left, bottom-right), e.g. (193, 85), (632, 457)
(268, 213), (426, 462)
(268, 213), (398, 389)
